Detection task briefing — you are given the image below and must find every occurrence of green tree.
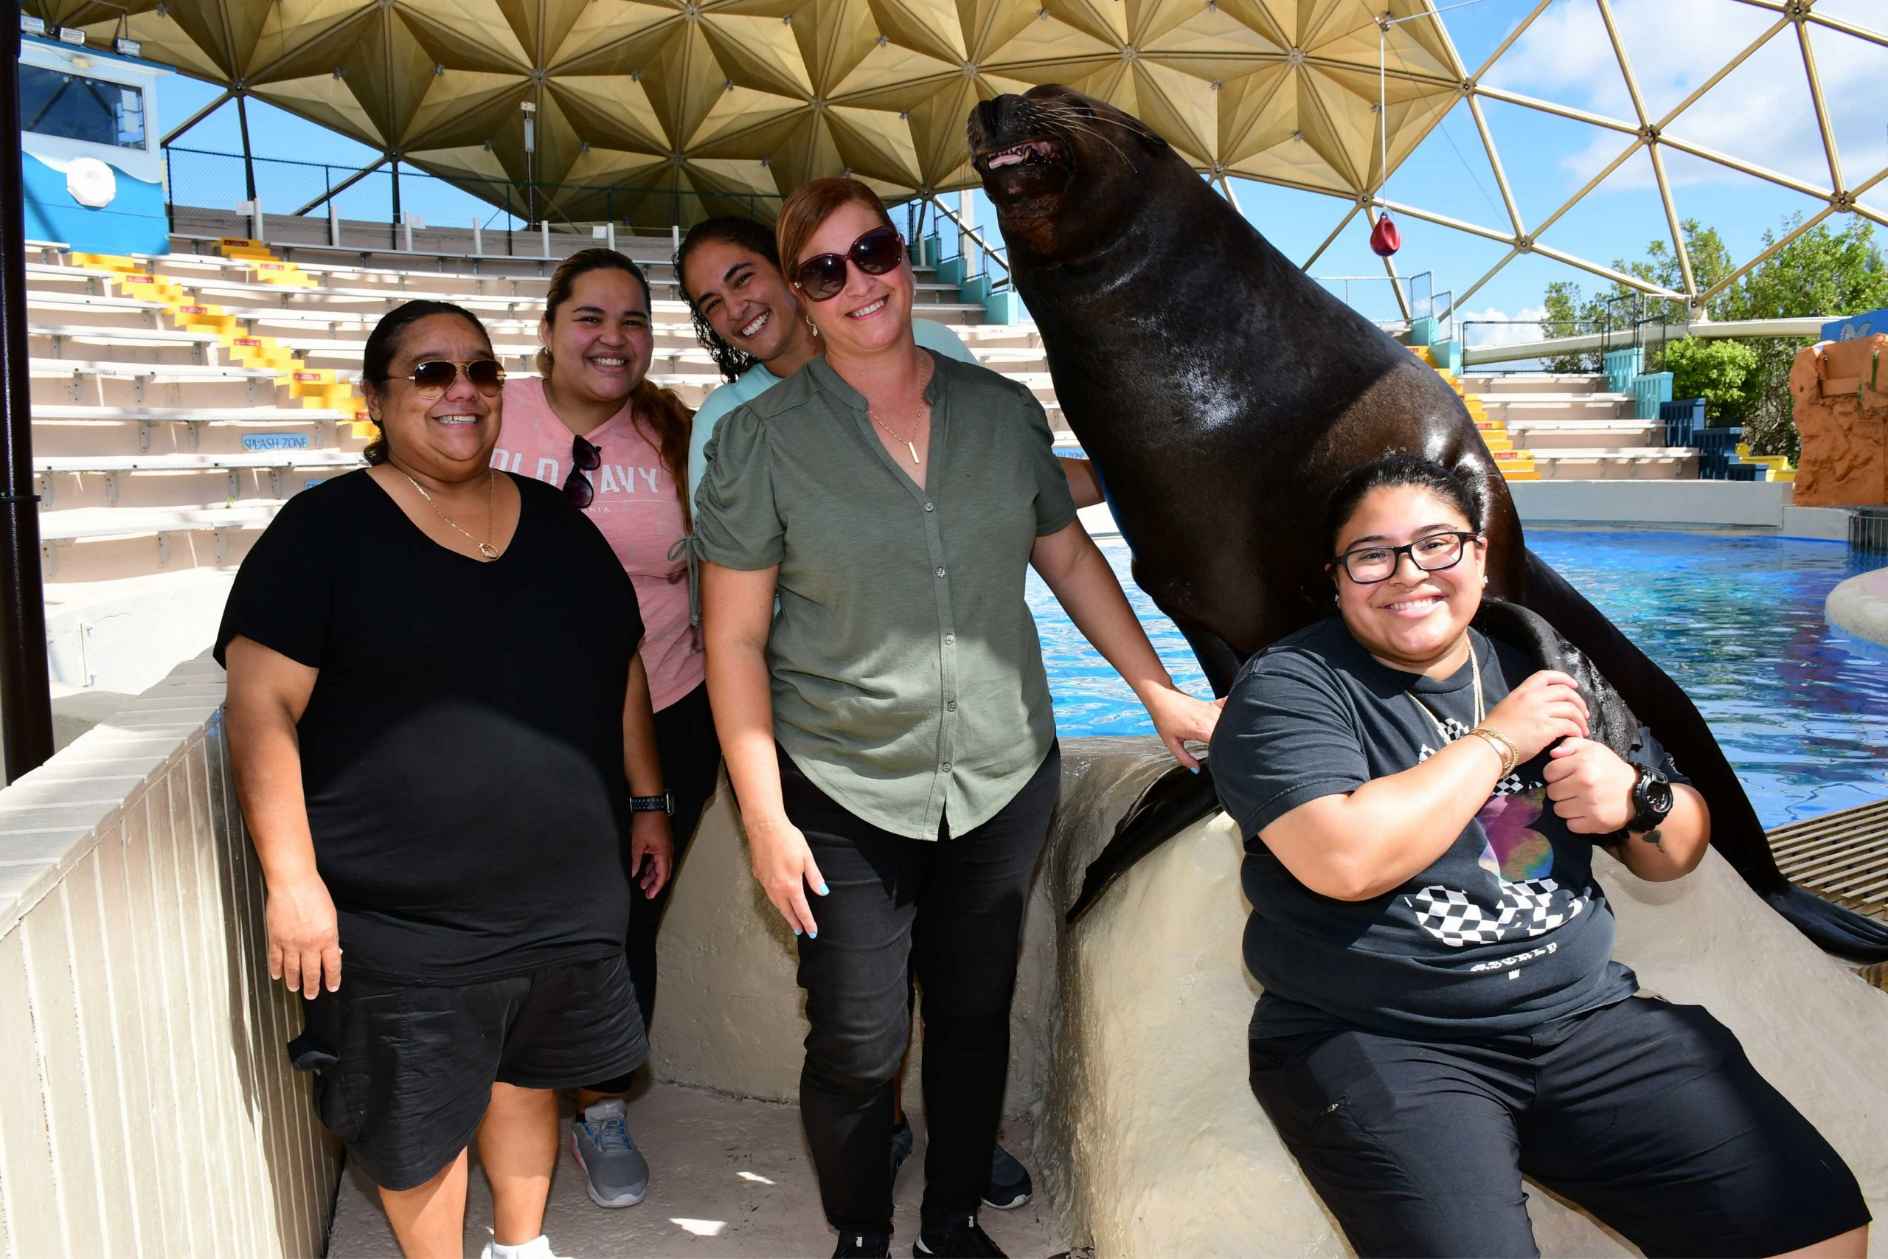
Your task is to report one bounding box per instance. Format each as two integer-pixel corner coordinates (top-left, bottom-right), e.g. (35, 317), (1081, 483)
(1535, 213), (1888, 458)
(1661, 337), (1757, 423)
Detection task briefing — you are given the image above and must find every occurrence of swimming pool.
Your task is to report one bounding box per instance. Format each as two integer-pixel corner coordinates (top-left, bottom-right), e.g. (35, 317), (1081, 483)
(1027, 530), (1888, 828)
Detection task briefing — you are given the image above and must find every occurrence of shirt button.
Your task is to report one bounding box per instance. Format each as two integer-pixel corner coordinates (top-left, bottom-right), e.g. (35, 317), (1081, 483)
(935, 566), (947, 578)
(923, 501), (935, 512)
(944, 634), (955, 646)
(947, 700), (957, 711)
(942, 761), (953, 772)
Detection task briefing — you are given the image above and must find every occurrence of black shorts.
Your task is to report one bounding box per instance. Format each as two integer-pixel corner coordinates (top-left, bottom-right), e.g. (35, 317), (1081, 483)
(291, 953), (647, 1190)
(1248, 995), (1869, 1258)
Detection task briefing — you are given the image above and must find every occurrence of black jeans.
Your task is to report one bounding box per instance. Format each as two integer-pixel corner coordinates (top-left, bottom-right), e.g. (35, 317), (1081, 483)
(1248, 995), (1869, 1258)
(784, 744), (1060, 1236)
(587, 682), (722, 1092)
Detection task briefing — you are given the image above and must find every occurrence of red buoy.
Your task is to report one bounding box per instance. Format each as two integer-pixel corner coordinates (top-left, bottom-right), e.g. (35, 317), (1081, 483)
(1370, 212), (1401, 258)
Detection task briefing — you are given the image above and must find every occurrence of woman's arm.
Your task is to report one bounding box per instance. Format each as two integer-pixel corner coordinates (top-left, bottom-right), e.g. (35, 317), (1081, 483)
(1545, 738), (1711, 881)
(623, 653), (673, 899)
(702, 560), (827, 936)
(223, 635), (339, 998)
(1058, 456), (1104, 510)
(1031, 520), (1220, 766)
(1254, 669), (1592, 901)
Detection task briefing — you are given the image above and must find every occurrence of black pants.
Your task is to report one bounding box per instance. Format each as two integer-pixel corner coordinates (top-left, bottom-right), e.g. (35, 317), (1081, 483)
(587, 682), (721, 1092)
(784, 744), (1059, 1236)
(1248, 995), (1870, 1258)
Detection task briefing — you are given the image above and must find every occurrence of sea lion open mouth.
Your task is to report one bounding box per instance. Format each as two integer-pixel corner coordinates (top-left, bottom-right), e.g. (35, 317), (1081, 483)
(974, 138), (1066, 173)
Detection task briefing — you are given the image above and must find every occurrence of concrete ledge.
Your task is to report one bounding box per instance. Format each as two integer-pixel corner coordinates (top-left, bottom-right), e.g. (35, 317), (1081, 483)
(1826, 566), (1888, 648)
(1510, 478), (1794, 527)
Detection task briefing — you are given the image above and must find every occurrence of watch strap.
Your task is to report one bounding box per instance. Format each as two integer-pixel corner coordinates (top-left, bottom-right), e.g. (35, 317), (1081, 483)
(629, 792), (674, 815)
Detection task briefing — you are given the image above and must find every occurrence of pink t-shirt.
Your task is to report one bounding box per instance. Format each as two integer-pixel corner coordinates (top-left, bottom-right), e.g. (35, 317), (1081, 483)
(494, 378), (703, 711)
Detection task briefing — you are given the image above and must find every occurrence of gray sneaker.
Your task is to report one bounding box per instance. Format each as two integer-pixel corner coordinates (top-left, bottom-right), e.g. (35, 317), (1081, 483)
(571, 1099), (650, 1208)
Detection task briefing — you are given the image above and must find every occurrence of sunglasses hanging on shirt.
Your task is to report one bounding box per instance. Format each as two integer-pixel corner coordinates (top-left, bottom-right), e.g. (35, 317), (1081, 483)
(565, 433), (601, 509)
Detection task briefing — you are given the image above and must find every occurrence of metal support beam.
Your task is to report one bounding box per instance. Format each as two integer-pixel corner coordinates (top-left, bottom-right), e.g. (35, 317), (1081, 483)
(161, 89), (231, 149)
(236, 91), (257, 203)
(1472, 84), (1638, 136)
(1216, 172), (1242, 215)
(292, 155), (387, 216)
(1794, 15), (1844, 197)
(1302, 204), (1362, 271)
(390, 157), (402, 250)
(1470, 0), (1553, 81)
(1596, 0), (1695, 299)
(0, 28), (56, 779)
(1368, 197), (1512, 246)
(1697, 204), (1838, 304)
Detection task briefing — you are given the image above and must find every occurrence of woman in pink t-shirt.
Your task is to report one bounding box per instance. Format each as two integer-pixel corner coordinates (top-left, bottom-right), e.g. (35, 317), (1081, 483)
(494, 249), (718, 1210)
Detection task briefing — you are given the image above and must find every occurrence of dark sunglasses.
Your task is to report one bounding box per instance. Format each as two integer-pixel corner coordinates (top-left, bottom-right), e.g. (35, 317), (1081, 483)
(791, 227), (904, 303)
(397, 358), (505, 394)
(564, 434), (601, 509)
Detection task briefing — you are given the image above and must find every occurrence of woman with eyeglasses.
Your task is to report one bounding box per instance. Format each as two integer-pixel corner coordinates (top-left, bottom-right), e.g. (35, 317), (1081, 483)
(218, 299), (668, 1259)
(1209, 453), (1868, 1259)
(694, 178), (1221, 1259)
(492, 247), (718, 1212)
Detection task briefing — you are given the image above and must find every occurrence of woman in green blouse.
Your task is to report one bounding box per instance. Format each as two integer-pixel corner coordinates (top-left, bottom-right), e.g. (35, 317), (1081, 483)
(694, 178), (1219, 1259)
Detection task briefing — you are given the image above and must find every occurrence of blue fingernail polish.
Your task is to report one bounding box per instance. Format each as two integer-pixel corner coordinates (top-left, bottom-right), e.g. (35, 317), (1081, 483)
(1189, 766), (1200, 775)
(808, 930), (818, 939)
(817, 883), (830, 895)
(793, 927), (803, 937)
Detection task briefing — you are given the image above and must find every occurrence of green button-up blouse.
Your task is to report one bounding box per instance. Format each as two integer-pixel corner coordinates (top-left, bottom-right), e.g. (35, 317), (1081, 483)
(694, 351), (1078, 840)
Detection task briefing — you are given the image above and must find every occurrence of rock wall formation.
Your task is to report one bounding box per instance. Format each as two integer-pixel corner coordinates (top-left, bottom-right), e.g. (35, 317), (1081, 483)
(657, 740), (1888, 1255)
(1792, 333), (1888, 506)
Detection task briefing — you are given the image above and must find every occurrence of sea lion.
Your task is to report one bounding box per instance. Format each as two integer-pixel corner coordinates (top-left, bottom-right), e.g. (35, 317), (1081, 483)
(969, 84), (1888, 959)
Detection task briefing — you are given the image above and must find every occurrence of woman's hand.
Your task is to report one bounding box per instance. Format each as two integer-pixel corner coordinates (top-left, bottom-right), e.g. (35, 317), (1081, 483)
(746, 814), (827, 938)
(1482, 669), (1590, 762)
(266, 873), (342, 999)
(1544, 738), (1637, 834)
(1139, 685), (1222, 770)
(631, 812), (674, 899)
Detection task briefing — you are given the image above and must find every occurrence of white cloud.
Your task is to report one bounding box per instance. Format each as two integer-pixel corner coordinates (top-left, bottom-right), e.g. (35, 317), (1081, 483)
(1485, 0), (1885, 193)
(1456, 304), (1550, 348)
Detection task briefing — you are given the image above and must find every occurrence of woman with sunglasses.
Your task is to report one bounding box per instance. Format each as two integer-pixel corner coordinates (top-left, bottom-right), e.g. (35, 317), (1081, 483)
(492, 248), (717, 1211)
(1210, 453), (1868, 1258)
(694, 178), (1220, 1259)
(218, 299), (670, 1259)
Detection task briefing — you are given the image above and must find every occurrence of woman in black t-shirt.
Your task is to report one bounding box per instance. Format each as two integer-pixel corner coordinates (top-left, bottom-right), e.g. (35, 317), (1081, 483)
(216, 300), (672, 1259)
(1209, 453), (1867, 1258)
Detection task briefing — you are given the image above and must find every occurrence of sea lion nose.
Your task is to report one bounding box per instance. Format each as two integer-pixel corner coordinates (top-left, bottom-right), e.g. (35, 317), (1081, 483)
(972, 96), (1018, 141)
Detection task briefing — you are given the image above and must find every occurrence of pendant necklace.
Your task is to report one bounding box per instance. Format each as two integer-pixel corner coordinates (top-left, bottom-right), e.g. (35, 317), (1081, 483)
(870, 406), (924, 465)
(1408, 640), (1483, 743)
(402, 469), (499, 560)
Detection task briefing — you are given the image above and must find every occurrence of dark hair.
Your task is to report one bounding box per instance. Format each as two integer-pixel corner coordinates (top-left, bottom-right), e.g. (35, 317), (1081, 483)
(1324, 452), (1484, 554)
(360, 299), (494, 466)
(675, 216), (782, 383)
(539, 247), (696, 534)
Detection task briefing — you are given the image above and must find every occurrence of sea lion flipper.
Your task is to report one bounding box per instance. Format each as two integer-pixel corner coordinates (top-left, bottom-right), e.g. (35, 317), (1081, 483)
(1068, 761), (1222, 923)
(1518, 548), (1888, 964)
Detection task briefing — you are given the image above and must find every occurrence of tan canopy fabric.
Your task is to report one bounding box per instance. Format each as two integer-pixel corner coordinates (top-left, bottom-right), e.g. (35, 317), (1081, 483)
(37, 0), (1886, 307)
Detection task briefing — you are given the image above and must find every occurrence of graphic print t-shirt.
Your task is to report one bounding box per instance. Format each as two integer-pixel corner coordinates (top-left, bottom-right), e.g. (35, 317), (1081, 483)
(495, 378), (701, 711)
(1211, 617), (1660, 1041)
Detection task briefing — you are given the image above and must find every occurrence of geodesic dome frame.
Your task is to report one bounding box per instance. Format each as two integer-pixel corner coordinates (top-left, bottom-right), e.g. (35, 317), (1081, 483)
(30, 0), (1886, 311)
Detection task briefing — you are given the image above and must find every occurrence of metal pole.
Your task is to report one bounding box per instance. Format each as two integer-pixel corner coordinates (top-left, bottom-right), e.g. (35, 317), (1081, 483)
(160, 88), (231, 149)
(291, 155), (386, 216)
(236, 91), (258, 203)
(390, 156), (401, 250)
(0, 28), (56, 778)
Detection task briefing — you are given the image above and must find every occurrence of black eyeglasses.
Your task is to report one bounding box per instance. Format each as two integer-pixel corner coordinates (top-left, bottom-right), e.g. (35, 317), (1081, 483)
(791, 227), (903, 302)
(565, 434), (601, 509)
(395, 358), (505, 395)
(1333, 531), (1481, 584)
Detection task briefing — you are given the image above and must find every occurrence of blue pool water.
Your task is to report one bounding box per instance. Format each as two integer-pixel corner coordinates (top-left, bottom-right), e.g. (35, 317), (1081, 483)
(1027, 530), (1888, 828)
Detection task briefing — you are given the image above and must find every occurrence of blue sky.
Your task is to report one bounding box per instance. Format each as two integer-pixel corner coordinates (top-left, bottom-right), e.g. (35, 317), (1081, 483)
(154, 0), (1884, 335)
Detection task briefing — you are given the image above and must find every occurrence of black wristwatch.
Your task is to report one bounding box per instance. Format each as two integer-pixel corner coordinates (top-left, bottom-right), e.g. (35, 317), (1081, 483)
(1625, 769), (1674, 833)
(629, 791), (674, 815)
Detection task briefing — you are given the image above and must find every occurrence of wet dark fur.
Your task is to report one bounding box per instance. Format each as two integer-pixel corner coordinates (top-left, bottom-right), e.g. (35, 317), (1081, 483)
(972, 86), (1888, 958)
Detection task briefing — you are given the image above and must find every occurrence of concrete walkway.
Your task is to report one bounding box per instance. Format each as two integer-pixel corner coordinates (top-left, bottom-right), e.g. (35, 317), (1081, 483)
(326, 1082), (1070, 1258)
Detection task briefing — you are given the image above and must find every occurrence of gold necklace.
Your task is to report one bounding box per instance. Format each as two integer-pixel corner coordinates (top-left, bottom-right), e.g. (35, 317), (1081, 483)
(869, 405), (925, 465)
(1407, 640), (1483, 742)
(401, 469), (499, 560)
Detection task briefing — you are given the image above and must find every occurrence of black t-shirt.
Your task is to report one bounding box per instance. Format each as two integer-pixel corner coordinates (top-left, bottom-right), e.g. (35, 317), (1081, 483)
(214, 470), (643, 984)
(1210, 617), (1676, 1042)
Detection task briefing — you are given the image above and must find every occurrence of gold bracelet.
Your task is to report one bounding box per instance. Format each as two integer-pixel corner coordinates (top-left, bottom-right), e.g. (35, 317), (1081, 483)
(1468, 726), (1518, 778)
